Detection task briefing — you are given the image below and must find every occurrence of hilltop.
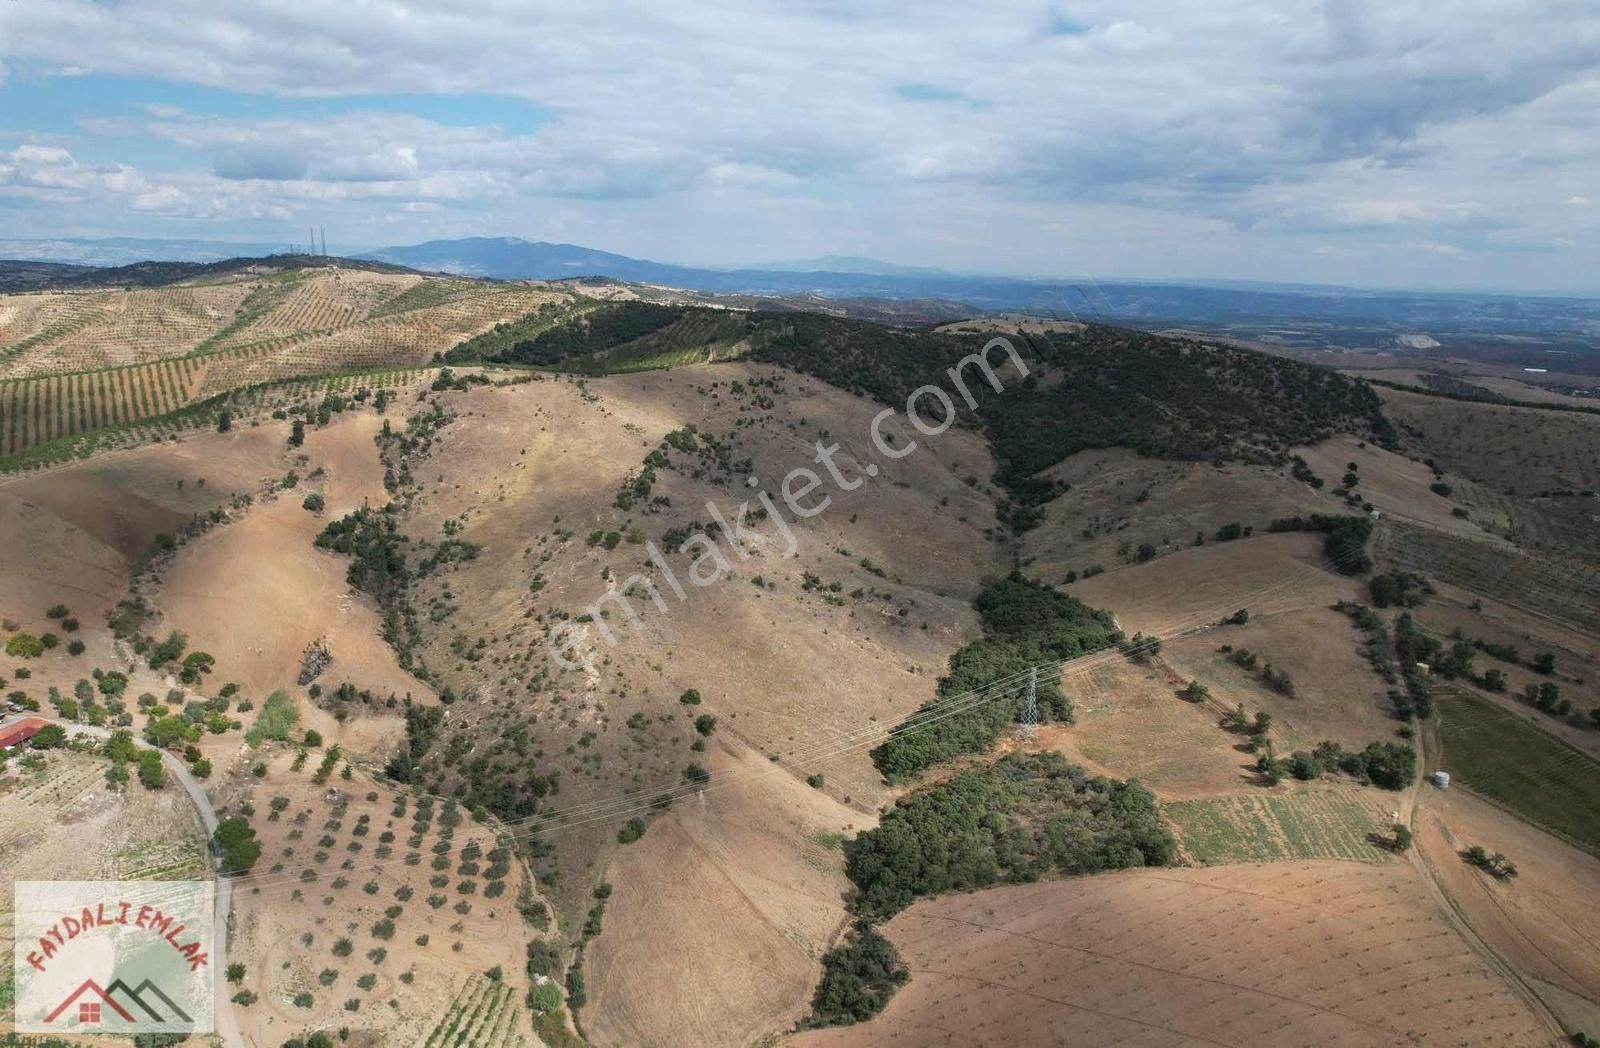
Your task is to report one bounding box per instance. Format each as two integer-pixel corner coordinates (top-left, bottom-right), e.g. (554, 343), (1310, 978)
(1, 263), (1598, 1048)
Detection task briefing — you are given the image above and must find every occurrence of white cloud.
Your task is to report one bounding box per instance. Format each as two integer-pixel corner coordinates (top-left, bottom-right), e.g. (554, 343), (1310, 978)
(0, 0), (1597, 287)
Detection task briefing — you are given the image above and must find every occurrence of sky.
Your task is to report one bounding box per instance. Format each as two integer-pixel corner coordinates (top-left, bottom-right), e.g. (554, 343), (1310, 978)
(1, 1), (1598, 292)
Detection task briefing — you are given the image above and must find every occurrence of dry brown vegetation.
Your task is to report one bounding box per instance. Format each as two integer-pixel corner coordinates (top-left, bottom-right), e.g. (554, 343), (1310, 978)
(788, 863), (1557, 1047)
(4, 283), (1600, 1047)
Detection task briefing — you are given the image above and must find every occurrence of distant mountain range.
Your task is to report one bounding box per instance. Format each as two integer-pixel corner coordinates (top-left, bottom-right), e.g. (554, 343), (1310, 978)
(357, 238), (1600, 347)
(0, 236), (312, 267)
(4, 236), (1598, 358)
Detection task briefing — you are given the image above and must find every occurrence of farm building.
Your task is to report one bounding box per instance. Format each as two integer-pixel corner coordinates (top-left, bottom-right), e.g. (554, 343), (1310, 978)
(0, 717), (46, 750)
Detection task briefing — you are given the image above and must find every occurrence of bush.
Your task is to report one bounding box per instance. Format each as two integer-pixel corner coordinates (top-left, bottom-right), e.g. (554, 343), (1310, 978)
(5, 633), (45, 659)
(872, 574), (1117, 779)
(804, 922), (909, 1028)
(245, 690), (299, 746)
(529, 982), (564, 1013)
(29, 724), (67, 749)
(302, 493), (326, 512)
(527, 939), (562, 978)
(617, 818), (646, 844)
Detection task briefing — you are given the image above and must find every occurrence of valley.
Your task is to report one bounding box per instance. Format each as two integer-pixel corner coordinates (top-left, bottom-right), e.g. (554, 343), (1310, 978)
(0, 260), (1597, 1048)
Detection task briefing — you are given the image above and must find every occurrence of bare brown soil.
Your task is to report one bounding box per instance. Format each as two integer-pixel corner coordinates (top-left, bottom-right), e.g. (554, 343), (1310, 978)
(1068, 531), (1361, 637)
(1045, 659), (1246, 799)
(1021, 449), (1340, 584)
(789, 862), (1560, 1047)
(585, 741), (866, 1048)
(150, 411), (433, 749)
(228, 753), (542, 1047)
(1415, 785), (1600, 1040)
(383, 363), (1003, 1039)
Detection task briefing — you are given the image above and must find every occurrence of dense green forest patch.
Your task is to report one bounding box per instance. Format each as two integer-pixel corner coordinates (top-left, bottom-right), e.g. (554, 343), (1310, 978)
(804, 751), (1173, 1028)
(849, 752), (1174, 920)
(449, 302), (1393, 528)
(449, 301), (750, 373)
(748, 315), (1395, 526)
(870, 573), (1120, 781)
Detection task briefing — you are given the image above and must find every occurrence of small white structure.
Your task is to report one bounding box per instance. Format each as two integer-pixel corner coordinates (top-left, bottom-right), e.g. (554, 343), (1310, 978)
(1431, 771), (1451, 789)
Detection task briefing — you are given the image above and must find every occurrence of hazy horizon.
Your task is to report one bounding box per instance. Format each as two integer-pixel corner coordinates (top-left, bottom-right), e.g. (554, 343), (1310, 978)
(2, 2), (1598, 292)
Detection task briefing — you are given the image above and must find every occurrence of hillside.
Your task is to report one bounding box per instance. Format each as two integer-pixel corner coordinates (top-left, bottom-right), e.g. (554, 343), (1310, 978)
(3, 272), (1598, 1048)
(451, 301), (1396, 528)
(0, 265), (570, 469)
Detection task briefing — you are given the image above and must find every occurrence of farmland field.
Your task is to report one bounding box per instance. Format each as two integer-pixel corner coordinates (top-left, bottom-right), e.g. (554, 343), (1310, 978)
(1379, 519), (1600, 635)
(0, 357), (206, 457)
(0, 264), (572, 471)
(1165, 788), (1393, 864)
(790, 862), (1557, 1047)
(1435, 682), (1600, 852)
(420, 973), (532, 1048)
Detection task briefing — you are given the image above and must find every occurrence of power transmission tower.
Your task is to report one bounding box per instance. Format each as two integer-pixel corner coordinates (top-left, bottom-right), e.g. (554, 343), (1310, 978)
(1020, 666), (1038, 738)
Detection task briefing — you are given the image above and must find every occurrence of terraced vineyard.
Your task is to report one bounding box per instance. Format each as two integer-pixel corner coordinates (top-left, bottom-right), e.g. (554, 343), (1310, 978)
(114, 837), (209, 881)
(1436, 683), (1600, 852)
(420, 973), (531, 1048)
(1165, 789), (1392, 865)
(0, 357), (207, 457)
(587, 308), (748, 373)
(0, 284), (252, 375)
(367, 276), (481, 319)
(0, 267), (572, 471)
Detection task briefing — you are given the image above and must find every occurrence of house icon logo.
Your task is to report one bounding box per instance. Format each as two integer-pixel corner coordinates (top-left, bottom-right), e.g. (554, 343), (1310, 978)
(12, 880), (216, 1034)
(45, 976), (194, 1025)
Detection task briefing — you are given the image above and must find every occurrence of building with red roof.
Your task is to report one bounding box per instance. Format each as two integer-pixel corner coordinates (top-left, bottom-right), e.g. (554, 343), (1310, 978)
(0, 717), (46, 750)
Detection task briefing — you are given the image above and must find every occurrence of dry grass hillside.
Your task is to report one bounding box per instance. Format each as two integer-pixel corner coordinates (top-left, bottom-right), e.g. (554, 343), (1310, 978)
(4, 282), (1600, 1048)
(374, 361), (1004, 1045)
(0, 265), (570, 468)
(788, 863), (1558, 1047)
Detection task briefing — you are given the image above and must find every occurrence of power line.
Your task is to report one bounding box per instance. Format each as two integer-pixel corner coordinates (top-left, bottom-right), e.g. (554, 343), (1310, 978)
(108, 517), (1390, 902)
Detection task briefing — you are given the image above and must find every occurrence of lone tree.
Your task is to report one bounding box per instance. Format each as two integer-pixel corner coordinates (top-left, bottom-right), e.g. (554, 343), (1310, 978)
(213, 816), (262, 875)
(29, 724), (68, 750)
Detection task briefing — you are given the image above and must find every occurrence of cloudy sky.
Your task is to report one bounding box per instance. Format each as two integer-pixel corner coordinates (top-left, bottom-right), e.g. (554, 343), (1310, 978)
(1, 1), (1598, 291)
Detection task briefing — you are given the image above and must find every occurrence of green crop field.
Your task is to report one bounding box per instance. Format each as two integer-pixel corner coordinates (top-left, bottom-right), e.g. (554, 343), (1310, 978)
(1165, 790), (1391, 865)
(1436, 683), (1600, 852)
(421, 973), (529, 1048)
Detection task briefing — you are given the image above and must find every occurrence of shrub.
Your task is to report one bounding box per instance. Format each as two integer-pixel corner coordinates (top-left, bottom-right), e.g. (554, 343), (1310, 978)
(244, 689), (298, 746)
(529, 982), (563, 1013)
(805, 922), (908, 1028)
(5, 633), (44, 659)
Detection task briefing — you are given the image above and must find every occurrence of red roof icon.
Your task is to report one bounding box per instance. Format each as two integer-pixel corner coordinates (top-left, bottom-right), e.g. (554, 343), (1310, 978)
(44, 978), (137, 1024)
